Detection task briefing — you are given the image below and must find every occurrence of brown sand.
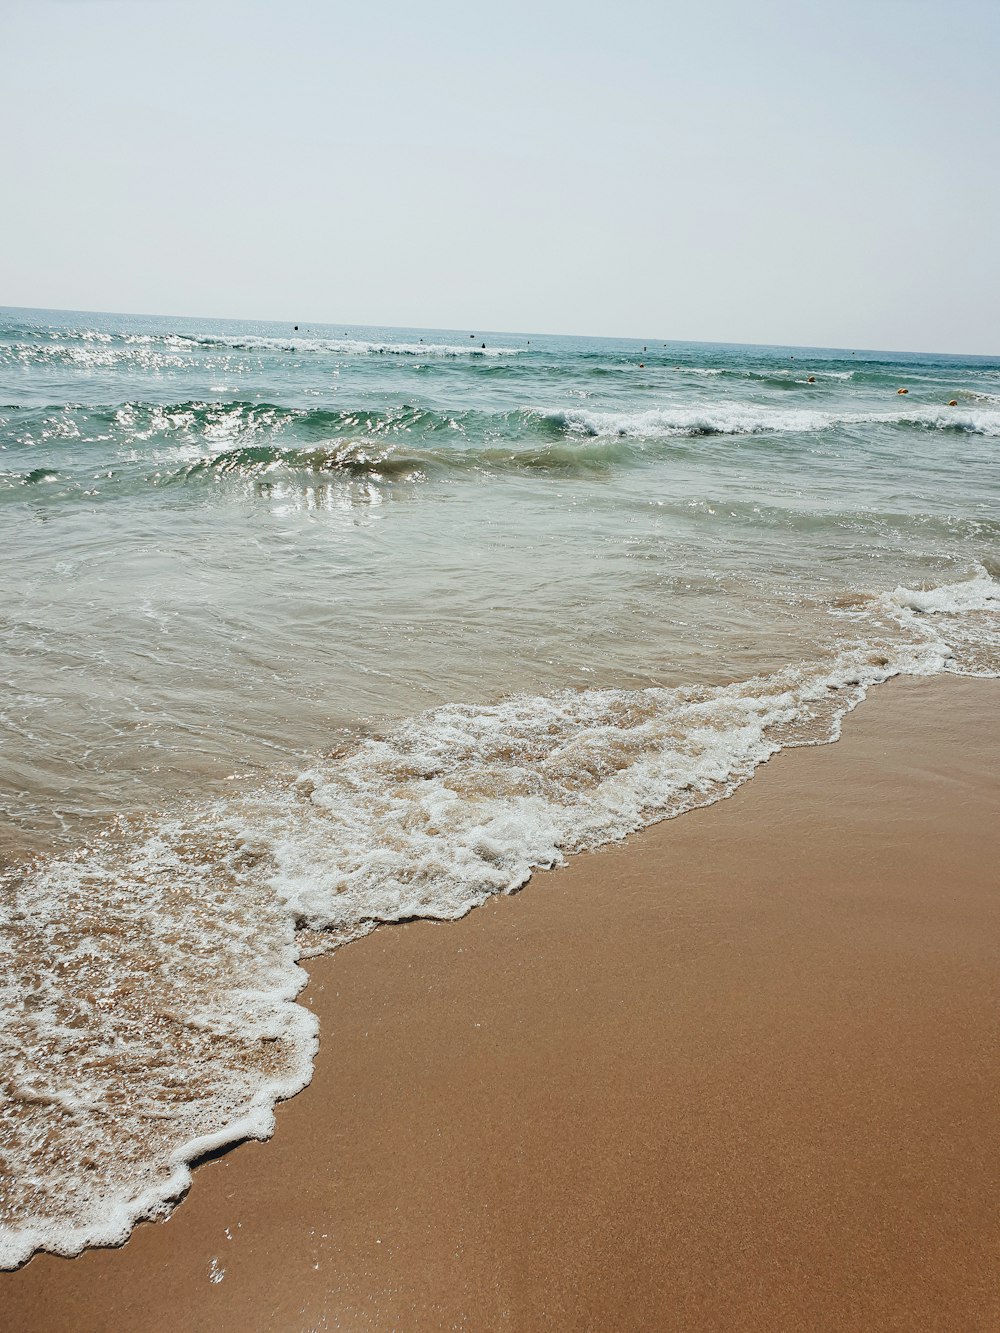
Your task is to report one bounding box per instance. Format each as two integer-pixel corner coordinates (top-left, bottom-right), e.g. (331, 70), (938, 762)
(4, 676), (999, 1332)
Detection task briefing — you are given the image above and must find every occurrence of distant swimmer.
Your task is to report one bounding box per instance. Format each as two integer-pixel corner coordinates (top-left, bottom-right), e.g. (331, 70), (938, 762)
(639, 362), (645, 368)
(948, 399), (958, 406)
(294, 325), (298, 331)
(897, 387), (909, 395)
(481, 342), (486, 349)
(807, 375), (816, 383)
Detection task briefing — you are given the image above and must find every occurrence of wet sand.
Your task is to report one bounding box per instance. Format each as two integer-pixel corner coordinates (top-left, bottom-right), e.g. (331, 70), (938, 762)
(4, 675), (999, 1332)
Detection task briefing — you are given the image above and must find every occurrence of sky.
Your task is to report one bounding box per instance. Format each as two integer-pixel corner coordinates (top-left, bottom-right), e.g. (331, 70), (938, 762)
(2, 0), (998, 352)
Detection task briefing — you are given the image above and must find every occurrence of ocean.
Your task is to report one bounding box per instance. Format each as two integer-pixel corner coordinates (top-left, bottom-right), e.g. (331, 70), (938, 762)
(1, 307), (998, 1267)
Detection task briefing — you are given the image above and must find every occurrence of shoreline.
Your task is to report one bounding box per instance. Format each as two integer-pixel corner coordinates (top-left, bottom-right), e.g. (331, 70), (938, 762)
(4, 674), (999, 1330)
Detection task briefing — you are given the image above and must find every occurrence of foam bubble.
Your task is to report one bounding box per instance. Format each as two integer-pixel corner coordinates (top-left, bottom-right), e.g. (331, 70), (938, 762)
(880, 568), (1000, 675)
(544, 403), (1000, 439)
(886, 567), (999, 615)
(192, 334), (521, 359)
(1, 570), (997, 1269)
(0, 825), (317, 1270)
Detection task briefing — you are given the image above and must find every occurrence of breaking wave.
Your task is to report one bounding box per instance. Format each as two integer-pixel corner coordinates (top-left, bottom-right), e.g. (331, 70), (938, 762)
(1, 568), (997, 1270)
(546, 403), (1000, 438)
(0, 329), (522, 367)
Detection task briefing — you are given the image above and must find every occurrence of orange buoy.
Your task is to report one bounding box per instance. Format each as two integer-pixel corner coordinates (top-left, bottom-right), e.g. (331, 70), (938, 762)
(948, 399), (958, 407)
(897, 387), (908, 395)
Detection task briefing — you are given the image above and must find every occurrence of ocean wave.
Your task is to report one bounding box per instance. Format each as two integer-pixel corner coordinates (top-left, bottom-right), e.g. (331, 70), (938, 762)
(0, 401), (469, 461)
(1, 569), (997, 1269)
(4, 394), (999, 503)
(2, 340), (190, 372)
(187, 441), (637, 483)
(0, 329), (522, 369)
(188, 333), (522, 359)
(0, 401), (656, 492)
(545, 404), (1000, 438)
(680, 366), (854, 386)
(93, 396), (1000, 448)
(7, 392), (999, 470)
(887, 567), (999, 616)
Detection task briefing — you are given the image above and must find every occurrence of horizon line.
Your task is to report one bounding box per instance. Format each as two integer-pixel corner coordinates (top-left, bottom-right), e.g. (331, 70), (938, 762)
(2, 303), (997, 363)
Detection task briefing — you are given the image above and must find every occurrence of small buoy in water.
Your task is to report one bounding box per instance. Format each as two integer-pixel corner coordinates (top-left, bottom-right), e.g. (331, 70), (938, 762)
(294, 325), (298, 331)
(807, 375), (816, 383)
(897, 387), (909, 395)
(948, 399), (958, 407)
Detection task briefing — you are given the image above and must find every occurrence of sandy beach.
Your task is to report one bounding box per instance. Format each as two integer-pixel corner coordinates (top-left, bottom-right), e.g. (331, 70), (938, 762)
(4, 674), (999, 1332)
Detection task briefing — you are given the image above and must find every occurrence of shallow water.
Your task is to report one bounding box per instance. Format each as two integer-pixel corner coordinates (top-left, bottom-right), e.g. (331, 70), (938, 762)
(1, 308), (998, 1267)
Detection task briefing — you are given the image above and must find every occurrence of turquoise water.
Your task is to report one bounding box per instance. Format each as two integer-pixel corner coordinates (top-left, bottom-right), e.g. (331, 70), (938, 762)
(3, 308), (998, 855)
(1, 307), (998, 1267)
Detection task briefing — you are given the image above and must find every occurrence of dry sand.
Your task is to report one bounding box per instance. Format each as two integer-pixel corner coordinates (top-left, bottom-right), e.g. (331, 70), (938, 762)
(4, 675), (999, 1332)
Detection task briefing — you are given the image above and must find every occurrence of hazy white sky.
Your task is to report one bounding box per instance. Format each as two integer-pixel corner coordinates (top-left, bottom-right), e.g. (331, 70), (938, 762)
(3, 0), (998, 351)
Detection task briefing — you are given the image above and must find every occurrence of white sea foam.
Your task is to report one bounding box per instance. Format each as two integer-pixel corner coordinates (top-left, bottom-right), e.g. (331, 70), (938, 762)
(191, 334), (521, 359)
(880, 568), (1000, 673)
(1, 570), (997, 1269)
(252, 646), (941, 944)
(887, 567), (998, 615)
(546, 403), (1000, 439)
(0, 821), (318, 1269)
(2, 332), (521, 368)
